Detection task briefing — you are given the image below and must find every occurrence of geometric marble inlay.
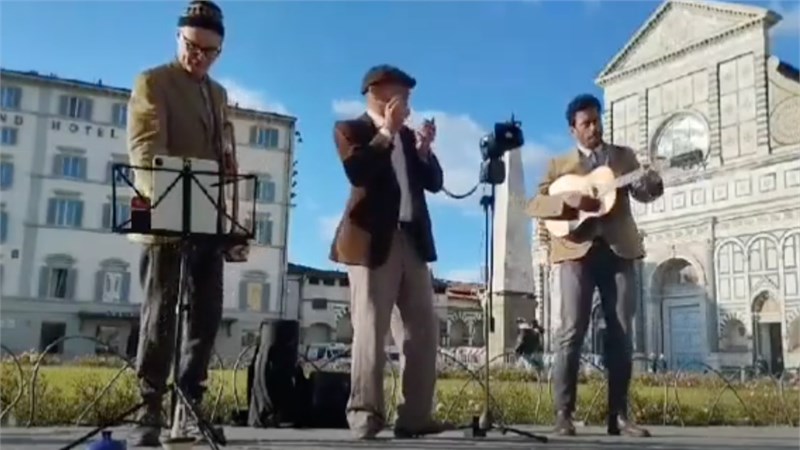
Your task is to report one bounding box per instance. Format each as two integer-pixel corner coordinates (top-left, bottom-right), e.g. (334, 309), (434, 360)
(713, 184), (729, 201)
(672, 192), (686, 209)
(786, 168), (800, 188)
(735, 179), (751, 197)
(759, 173), (777, 193)
(691, 188), (705, 205)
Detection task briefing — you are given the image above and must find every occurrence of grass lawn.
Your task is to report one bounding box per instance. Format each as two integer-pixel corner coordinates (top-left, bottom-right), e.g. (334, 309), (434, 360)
(1, 365), (796, 427)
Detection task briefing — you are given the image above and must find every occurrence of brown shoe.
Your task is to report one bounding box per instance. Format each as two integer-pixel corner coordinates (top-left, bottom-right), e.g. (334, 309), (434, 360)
(553, 411), (576, 436)
(607, 414), (651, 437)
(348, 412), (384, 440)
(394, 420), (455, 439)
(128, 404), (164, 447)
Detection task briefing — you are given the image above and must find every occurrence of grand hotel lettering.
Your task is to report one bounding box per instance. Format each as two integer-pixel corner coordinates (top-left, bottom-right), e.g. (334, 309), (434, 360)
(0, 113), (121, 139)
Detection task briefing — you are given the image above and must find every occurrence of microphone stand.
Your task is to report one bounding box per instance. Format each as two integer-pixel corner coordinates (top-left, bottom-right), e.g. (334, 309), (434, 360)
(460, 183), (547, 443)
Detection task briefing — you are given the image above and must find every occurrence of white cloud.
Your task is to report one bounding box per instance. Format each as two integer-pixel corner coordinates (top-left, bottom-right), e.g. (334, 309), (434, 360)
(331, 100), (560, 211)
(218, 78), (290, 115)
(318, 214), (341, 242)
(770, 0), (800, 37)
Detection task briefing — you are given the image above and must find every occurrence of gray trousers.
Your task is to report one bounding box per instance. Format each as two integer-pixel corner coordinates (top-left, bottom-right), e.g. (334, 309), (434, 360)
(135, 243), (224, 405)
(346, 230), (438, 436)
(552, 241), (636, 417)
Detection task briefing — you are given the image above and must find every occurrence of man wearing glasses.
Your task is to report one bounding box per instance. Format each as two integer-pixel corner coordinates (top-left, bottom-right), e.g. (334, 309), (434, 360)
(127, 1), (232, 446)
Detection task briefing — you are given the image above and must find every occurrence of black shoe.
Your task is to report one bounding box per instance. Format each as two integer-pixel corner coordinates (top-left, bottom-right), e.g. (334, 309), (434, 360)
(553, 411), (576, 436)
(129, 405), (164, 447)
(607, 414), (651, 437)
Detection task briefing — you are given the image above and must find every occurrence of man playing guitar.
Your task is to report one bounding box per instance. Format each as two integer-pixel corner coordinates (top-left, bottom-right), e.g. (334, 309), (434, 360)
(527, 94), (663, 438)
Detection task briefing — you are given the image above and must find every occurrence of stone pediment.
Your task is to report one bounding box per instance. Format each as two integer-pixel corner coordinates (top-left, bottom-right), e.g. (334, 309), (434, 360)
(596, 0), (777, 85)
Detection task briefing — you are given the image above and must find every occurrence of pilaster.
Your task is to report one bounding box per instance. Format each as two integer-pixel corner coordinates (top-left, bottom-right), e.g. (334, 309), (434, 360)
(637, 91), (650, 161)
(707, 66), (723, 167)
(753, 47), (770, 155)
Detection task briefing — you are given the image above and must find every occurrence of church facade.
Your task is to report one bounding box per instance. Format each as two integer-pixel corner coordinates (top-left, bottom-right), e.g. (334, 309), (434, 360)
(533, 0), (800, 373)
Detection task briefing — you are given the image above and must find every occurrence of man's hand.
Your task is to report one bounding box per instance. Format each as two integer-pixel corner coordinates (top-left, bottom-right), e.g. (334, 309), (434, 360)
(416, 118), (435, 160)
(384, 96), (409, 134)
(640, 168), (661, 187)
(562, 192), (601, 212)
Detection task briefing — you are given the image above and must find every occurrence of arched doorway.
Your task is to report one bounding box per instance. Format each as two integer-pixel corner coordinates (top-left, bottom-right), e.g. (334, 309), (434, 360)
(470, 319), (485, 347)
(752, 291), (784, 375)
(652, 258), (706, 370)
(305, 322), (333, 344)
(335, 312), (353, 344)
(449, 319), (468, 347)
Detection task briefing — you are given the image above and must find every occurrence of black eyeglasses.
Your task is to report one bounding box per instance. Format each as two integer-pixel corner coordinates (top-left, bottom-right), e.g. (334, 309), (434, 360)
(180, 34), (221, 57)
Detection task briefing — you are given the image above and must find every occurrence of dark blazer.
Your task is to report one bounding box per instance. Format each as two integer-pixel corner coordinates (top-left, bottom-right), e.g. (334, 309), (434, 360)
(329, 113), (444, 268)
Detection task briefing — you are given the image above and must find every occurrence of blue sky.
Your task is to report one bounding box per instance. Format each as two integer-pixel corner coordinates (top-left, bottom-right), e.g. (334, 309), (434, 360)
(2, 0), (798, 282)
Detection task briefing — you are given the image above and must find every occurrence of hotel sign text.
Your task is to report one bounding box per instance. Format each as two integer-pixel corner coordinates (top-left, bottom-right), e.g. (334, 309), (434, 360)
(0, 113), (24, 126)
(51, 120), (121, 139)
(0, 114), (122, 140)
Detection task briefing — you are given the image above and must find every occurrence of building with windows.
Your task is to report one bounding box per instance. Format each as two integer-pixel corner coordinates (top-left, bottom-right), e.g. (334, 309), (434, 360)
(532, 0), (800, 374)
(287, 263), (485, 348)
(0, 68), (297, 361)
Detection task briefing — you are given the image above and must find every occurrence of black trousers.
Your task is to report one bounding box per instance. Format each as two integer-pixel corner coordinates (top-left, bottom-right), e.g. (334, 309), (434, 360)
(552, 242), (637, 416)
(134, 243), (224, 404)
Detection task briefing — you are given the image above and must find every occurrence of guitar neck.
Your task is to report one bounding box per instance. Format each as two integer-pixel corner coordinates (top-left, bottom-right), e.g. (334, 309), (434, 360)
(614, 167), (646, 190)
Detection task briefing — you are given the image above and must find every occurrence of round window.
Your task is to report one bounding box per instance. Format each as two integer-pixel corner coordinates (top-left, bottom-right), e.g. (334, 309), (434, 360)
(653, 113), (710, 161)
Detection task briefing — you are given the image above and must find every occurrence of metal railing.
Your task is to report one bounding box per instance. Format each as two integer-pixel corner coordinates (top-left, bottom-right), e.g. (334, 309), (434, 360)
(1, 337), (798, 428)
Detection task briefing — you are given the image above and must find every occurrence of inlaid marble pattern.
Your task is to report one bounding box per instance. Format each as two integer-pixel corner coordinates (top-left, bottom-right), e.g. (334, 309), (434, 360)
(713, 184), (729, 201)
(612, 95), (640, 149)
(759, 173), (777, 193)
(786, 168), (800, 188)
(734, 178), (752, 197)
(691, 188), (706, 205)
(718, 54), (758, 160)
(646, 70), (710, 157)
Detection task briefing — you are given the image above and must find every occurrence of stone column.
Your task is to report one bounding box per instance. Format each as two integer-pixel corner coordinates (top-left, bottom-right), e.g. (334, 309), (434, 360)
(488, 149), (536, 361)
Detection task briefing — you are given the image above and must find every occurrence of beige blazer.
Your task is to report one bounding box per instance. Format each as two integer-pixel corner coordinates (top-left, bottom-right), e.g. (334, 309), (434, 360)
(126, 61), (230, 244)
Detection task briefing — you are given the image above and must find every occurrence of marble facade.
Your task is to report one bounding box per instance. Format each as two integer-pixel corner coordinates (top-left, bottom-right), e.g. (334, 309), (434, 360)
(532, 0), (800, 372)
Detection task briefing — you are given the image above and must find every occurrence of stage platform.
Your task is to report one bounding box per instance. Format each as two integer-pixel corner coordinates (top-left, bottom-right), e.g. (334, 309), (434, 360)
(0, 425), (797, 449)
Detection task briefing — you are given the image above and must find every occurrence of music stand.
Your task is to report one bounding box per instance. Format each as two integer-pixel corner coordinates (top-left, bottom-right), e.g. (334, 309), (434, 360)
(61, 156), (257, 450)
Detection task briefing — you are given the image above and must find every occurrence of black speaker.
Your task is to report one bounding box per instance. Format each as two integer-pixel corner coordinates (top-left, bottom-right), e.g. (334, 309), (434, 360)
(248, 320), (301, 428)
(308, 371), (350, 428)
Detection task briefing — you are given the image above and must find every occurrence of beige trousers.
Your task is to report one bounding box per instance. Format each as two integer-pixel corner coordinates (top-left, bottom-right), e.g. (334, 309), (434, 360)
(346, 230), (438, 434)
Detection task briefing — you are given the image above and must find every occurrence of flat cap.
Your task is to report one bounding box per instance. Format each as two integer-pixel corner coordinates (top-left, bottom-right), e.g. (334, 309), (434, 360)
(361, 64), (417, 95)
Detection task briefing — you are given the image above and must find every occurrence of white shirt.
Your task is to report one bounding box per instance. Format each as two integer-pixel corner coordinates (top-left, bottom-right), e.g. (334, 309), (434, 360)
(578, 143), (606, 168)
(366, 109), (413, 222)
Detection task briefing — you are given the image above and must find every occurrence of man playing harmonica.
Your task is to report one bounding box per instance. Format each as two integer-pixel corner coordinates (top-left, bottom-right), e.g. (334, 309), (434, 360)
(527, 94), (663, 438)
(329, 64), (450, 439)
(126, 1), (232, 446)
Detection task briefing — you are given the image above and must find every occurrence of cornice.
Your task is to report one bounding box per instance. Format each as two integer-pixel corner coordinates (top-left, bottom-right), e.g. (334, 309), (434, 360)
(596, 18), (767, 87)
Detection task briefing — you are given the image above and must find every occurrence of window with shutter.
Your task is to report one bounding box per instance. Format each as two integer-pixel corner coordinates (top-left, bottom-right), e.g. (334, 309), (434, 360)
(0, 86), (22, 110)
(0, 210), (8, 244)
(0, 161), (12, 190)
(0, 127), (17, 146)
(46, 197), (84, 228)
(60, 95), (93, 120)
(49, 267), (70, 299)
(246, 282), (263, 311)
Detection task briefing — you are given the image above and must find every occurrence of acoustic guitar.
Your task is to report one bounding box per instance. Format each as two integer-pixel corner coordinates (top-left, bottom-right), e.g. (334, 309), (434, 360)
(507, 150), (703, 239)
(541, 164), (664, 238)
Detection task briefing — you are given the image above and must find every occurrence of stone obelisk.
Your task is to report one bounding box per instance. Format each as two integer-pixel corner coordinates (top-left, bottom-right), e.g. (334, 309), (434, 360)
(486, 148), (536, 361)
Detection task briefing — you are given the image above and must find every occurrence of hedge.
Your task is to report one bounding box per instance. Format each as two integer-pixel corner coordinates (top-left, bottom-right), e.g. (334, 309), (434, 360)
(1, 363), (797, 427)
